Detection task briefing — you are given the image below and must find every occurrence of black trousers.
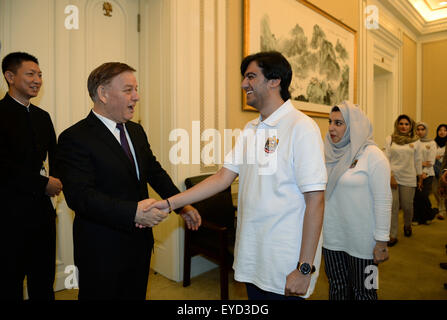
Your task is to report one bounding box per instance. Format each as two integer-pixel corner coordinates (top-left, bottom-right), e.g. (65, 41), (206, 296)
(323, 248), (378, 300)
(77, 252), (152, 300)
(245, 283), (304, 300)
(413, 176), (435, 224)
(2, 222), (56, 300)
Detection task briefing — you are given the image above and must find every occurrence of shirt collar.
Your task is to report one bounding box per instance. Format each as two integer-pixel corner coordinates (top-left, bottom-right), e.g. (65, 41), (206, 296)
(9, 93), (31, 109)
(252, 99), (294, 128)
(92, 109), (122, 133)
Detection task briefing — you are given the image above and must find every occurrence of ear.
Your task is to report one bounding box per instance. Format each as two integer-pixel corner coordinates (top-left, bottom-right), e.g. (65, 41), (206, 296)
(268, 78), (281, 89)
(4, 70), (15, 85)
(97, 85), (108, 104)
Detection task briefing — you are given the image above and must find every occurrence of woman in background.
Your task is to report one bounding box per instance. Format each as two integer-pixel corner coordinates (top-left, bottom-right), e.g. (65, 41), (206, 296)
(433, 124), (447, 220)
(413, 122), (437, 225)
(385, 115), (422, 246)
(323, 102), (391, 300)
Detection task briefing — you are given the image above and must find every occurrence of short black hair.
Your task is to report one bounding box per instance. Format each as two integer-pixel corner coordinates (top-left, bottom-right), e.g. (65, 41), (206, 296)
(240, 51), (292, 101)
(2, 52), (39, 75)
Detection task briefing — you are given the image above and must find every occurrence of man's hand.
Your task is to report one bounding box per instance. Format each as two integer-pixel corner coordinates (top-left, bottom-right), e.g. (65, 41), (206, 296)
(179, 205), (201, 231)
(373, 241), (389, 264)
(285, 269), (311, 297)
(46, 176), (63, 197)
(134, 198), (168, 228)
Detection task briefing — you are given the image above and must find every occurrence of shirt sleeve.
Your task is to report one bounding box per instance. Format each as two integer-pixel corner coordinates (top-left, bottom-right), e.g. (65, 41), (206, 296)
(223, 129), (244, 174)
(292, 123), (327, 193)
(414, 141), (423, 176)
(368, 150), (392, 242)
(428, 141), (437, 167)
(384, 136), (392, 161)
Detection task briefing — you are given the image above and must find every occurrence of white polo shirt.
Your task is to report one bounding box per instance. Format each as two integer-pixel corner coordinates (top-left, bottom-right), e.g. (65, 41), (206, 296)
(224, 99), (327, 297)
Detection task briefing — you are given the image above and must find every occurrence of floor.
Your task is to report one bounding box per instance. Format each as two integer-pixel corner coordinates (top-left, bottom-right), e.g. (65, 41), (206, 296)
(55, 210), (447, 300)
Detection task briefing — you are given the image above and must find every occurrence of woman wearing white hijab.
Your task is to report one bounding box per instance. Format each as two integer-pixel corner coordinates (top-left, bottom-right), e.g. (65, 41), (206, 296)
(323, 101), (391, 300)
(413, 122), (437, 225)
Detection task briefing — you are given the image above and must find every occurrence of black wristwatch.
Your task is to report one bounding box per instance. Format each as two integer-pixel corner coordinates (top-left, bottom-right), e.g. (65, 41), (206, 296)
(297, 262), (316, 275)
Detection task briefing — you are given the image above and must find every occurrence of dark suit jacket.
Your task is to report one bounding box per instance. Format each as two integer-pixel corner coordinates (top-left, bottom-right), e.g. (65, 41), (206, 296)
(56, 111), (180, 275)
(0, 93), (56, 228)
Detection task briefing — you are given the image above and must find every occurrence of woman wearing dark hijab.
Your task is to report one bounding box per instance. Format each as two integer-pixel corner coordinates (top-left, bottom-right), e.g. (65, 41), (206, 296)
(433, 124), (447, 219)
(323, 102), (391, 300)
(384, 115), (422, 246)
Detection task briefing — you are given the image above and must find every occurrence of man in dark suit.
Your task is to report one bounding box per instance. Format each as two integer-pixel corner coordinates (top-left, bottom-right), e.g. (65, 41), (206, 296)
(56, 62), (201, 300)
(0, 52), (62, 300)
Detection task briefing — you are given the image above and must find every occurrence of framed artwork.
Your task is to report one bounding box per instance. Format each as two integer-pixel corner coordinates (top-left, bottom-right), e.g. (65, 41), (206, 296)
(243, 0), (357, 117)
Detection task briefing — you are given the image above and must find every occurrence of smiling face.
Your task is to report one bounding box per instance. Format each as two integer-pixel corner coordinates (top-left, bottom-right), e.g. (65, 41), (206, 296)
(416, 125), (427, 138)
(241, 61), (269, 110)
(5, 60), (42, 104)
(397, 118), (411, 134)
(99, 71), (139, 123)
(328, 111), (347, 143)
(438, 126), (447, 138)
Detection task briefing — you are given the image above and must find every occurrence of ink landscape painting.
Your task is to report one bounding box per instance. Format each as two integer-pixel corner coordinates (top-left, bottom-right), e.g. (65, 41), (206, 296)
(245, 0), (356, 114)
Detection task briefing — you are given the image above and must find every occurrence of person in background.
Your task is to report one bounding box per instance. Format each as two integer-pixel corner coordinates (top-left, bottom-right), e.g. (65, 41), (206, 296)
(323, 102), (391, 300)
(0, 52), (62, 300)
(385, 114), (422, 246)
(433, 124), (447, 220)
(413, 122), (437, 225)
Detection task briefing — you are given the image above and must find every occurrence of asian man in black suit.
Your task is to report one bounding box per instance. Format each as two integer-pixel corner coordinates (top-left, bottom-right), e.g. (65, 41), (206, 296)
(56, 62), (201, 300)
(0, 52), (62, 300)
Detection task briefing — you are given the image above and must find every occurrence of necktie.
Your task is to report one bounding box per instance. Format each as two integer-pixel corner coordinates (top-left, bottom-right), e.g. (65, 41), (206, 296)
(116, 123), (136, 168)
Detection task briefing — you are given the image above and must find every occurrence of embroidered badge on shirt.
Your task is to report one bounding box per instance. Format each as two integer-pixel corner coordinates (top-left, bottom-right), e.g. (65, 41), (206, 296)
(264, 136), (279, 154)
(350, 159), (358, 168)
(409, 143), (414, 149)
(426, 145), (431, 150)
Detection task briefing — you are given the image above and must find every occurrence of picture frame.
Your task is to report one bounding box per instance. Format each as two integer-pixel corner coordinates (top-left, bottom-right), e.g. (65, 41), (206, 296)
(243, 0), (357, 117)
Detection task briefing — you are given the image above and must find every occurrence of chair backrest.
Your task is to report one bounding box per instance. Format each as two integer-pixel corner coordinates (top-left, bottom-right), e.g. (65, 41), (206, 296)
(184, 174), (235, 229)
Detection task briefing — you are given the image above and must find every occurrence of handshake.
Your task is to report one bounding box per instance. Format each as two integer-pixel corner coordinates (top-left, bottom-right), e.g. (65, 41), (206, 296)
(134, 198), (201, 230)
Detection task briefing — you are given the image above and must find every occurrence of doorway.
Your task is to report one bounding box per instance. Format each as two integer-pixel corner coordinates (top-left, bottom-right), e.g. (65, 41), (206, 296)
(373, 64), (393, 150)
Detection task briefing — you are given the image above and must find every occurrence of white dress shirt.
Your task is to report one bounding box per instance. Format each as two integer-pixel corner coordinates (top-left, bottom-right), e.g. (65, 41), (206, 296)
(92, 110), (140, 180)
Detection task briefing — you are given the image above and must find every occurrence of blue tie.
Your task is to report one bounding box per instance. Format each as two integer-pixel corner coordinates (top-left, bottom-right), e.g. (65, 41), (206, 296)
(116, 123), (136, 168)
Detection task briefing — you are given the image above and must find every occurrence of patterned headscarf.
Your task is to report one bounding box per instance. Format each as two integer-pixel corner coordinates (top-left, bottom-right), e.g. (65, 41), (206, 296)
(391, 114), (419, 145)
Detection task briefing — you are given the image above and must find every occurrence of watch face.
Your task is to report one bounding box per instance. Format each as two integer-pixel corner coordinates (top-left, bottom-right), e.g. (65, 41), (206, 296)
(299, 263), (311, 275)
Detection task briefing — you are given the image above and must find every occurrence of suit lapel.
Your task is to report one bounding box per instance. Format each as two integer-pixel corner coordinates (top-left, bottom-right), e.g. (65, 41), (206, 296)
(86, 111), (138, 179)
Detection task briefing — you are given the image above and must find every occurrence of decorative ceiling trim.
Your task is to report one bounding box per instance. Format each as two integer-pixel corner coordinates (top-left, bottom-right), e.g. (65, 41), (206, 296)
(379, 0), (447, 35)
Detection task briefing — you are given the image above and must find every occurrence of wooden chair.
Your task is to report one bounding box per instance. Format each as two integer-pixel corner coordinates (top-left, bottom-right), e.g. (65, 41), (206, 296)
(183, 174), (236, 300)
